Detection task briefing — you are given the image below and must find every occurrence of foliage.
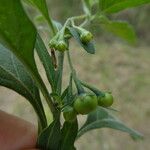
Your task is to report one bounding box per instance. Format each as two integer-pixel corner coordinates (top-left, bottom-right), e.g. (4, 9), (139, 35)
(0, 0), (149, 149)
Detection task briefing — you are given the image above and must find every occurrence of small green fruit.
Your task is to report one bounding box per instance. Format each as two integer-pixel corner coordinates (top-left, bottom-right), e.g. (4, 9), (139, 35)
(98, 92), (114, 107)
(73, 93), (98, 115)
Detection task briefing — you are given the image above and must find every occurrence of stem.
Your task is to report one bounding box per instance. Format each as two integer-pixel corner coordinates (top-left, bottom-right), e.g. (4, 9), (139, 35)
(56, 52), (64, 95)
(61, 14), (87, 32)
(80, 19), (88, 27)
(80, 15), (96, 27)
(67, 51), (74, 73)
(67, 51), (84, 94)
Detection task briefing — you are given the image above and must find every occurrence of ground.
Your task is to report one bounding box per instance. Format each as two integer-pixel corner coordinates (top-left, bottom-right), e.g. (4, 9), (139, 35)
(0, 41), (150, 150)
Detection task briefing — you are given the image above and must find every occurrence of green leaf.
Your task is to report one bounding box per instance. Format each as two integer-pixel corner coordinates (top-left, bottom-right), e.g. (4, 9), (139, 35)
(0, 0), (36, 72)
(37, 112), (61, 150)
(0, 44), (47, 129)
(99, 0), (120, 10)
(68, 27), (95, 54)
(99, 17), (137, 44)
(78, 107), (143, 140)
(25, 0), (55, 33)
(25, 0), (49, 21)
(102, 0), (150, 14)
(61, 119), (78, 150)
(35, 34), (55, 91)
(0, 0), (54, 113)
(0, 0), (38, 83)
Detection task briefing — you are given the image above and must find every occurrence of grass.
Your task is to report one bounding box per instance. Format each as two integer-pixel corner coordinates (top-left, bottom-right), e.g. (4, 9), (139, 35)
(0, 40), (150, 150)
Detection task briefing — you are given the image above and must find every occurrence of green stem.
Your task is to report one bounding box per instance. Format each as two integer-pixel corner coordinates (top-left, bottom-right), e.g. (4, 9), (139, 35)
(80, 14), (96, 27)
(61, 14), (87, 32)
(67, 51), (84, 94)
(66, 51), (74, 73)
(80, 19), (88, 27)
(56, 52), (64, 95)
(71, 14), (87, 21)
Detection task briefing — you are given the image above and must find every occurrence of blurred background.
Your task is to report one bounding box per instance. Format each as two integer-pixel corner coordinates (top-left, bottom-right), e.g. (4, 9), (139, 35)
(0, 0), (150, 150)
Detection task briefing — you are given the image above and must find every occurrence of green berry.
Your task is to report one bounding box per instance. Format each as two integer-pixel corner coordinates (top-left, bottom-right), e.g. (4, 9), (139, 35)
(98, 92), (114, 107)
(73, 93), (98, 115)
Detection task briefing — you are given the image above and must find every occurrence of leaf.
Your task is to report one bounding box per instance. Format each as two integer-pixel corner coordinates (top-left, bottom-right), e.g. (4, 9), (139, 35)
(0, 0), (53, 112)
(99, 17), (137, 44)
(25, 0), (49, 21)
(35, 34), (55, 91)
(68, 27), (95, 54)
(78, 107), (143, 140)
(61, 119), (78, 150)
(102, 0), (150, 14)
(99, 0), (120, 10)
(0, 0), (36, 72)
(25, 0), (55, 33)
(0, 44), (47, 129)
(37, 112), (61, 150)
